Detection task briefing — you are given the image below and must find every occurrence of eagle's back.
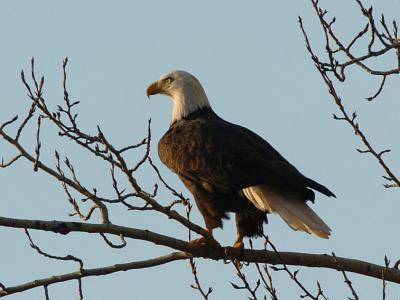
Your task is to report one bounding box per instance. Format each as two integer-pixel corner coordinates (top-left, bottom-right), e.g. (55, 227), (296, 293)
(158, 108), (320, 198)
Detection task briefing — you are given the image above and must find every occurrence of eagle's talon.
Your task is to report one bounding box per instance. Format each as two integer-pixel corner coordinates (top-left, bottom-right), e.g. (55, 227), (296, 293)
(189, 237), (206, 246)
(224, 247), (243, 269)
(226, 233), (245, 268)
(190, 235), (221, 249)
(233, 259), (242, 269)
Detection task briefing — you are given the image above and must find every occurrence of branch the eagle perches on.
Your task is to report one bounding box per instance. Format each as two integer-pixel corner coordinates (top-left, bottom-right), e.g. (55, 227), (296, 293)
(0, 216), (399, 298)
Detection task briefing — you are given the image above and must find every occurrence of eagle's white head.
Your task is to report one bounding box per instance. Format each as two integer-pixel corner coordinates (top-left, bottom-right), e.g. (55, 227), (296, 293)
(147, 70), (211, 124)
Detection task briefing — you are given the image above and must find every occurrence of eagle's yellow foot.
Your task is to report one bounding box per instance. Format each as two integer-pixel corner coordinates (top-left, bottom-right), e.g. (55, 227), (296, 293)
(224, 233), (244, 267)
(232, 233), (244, 268)
(232, 233), (244, 249)
(190, 232), (221, 249)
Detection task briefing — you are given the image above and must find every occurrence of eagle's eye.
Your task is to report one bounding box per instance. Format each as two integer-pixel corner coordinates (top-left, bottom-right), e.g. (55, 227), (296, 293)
(163, 77), (174, 85)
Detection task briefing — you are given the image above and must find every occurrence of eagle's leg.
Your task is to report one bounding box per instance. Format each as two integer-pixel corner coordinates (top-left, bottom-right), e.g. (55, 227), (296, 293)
(233, 212), (247, 249)
(232, 231), (244, 249)
(233, 209), (267, 248)
(229, 232), (244, 268)
(231, 231), (245, 268)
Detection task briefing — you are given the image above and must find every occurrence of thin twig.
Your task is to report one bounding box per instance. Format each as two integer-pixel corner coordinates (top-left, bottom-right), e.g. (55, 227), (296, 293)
(332, 252), (359, 300)
(231, 261), (260, 300)
(99, 233), (127, 249)
(25, 229), (83, 270)
(44, 285), (49, 300)
(148, 156), (189, 206)
(366, 75), (387, 101)
(382, 256), (389, 300)
(267, 238), (318, 299)
(250, 239), (278, 300)
(189, 258), (213, 300)
(0, 154), (23, 168)
(130, 119), (151, 172)
(33, 116), (42, 171)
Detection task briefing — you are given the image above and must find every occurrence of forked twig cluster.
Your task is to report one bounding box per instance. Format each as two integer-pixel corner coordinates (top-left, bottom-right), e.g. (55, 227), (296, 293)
(299, 0), (400, 189)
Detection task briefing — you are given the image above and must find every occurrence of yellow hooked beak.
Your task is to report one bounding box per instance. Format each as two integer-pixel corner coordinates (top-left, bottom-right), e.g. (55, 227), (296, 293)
(146, 80), (162, 98)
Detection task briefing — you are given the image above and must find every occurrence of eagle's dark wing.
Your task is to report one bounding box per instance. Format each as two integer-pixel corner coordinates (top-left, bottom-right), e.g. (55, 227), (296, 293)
(158, 113), (334, 200)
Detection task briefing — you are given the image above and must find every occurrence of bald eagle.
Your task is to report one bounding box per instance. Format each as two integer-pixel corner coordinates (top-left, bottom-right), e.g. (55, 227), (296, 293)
(147, 70), (335, 248)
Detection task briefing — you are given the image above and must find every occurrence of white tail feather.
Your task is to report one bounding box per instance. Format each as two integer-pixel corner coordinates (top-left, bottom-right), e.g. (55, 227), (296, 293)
(242, 185), (331, 238)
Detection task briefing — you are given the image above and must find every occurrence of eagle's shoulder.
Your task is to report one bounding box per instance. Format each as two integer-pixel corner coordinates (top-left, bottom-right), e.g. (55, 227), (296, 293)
(159, 108), (220, 145)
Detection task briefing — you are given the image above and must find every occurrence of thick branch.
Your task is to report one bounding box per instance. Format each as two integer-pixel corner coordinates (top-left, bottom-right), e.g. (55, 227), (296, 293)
(0, 216), (399, 285)
(0, 216), (195, 253)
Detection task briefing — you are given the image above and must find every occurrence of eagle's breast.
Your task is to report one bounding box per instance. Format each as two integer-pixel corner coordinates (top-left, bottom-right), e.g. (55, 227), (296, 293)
(158, 119), (208, 177)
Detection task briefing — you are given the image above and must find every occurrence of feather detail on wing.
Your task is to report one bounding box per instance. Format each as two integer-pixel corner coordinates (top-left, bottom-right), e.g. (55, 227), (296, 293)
(242, 185), (331, 239)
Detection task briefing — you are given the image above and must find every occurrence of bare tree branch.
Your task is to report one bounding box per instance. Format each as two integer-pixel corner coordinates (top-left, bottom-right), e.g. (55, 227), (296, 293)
(332, 252), (359, 300)
(43, 285), (49, 300)
(0, 216), (399, 286)
(0, 154), (22, 168)
(267, 238), (322, 300)
(250, 239), (279, 300)
(189, 258), (213, 300)
(99, 233), (127, 249)
(307, 0), (400, 79)
(0, 252), (190, 297)
(25, 229), (83, 270)
(0, 105), (209, 237)
(366, 75), (387, 101)
(299, 5), (400, 189)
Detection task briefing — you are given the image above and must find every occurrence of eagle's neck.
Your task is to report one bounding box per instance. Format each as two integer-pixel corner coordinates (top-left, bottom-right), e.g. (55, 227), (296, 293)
(170, 84), (211, 125)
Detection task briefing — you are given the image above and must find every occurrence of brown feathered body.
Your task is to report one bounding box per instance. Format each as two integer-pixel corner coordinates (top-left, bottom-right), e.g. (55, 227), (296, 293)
(158, 107), (335, 239)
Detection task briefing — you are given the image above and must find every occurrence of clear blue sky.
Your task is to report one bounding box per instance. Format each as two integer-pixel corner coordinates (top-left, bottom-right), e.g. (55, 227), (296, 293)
(1, 1), (399, 299)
